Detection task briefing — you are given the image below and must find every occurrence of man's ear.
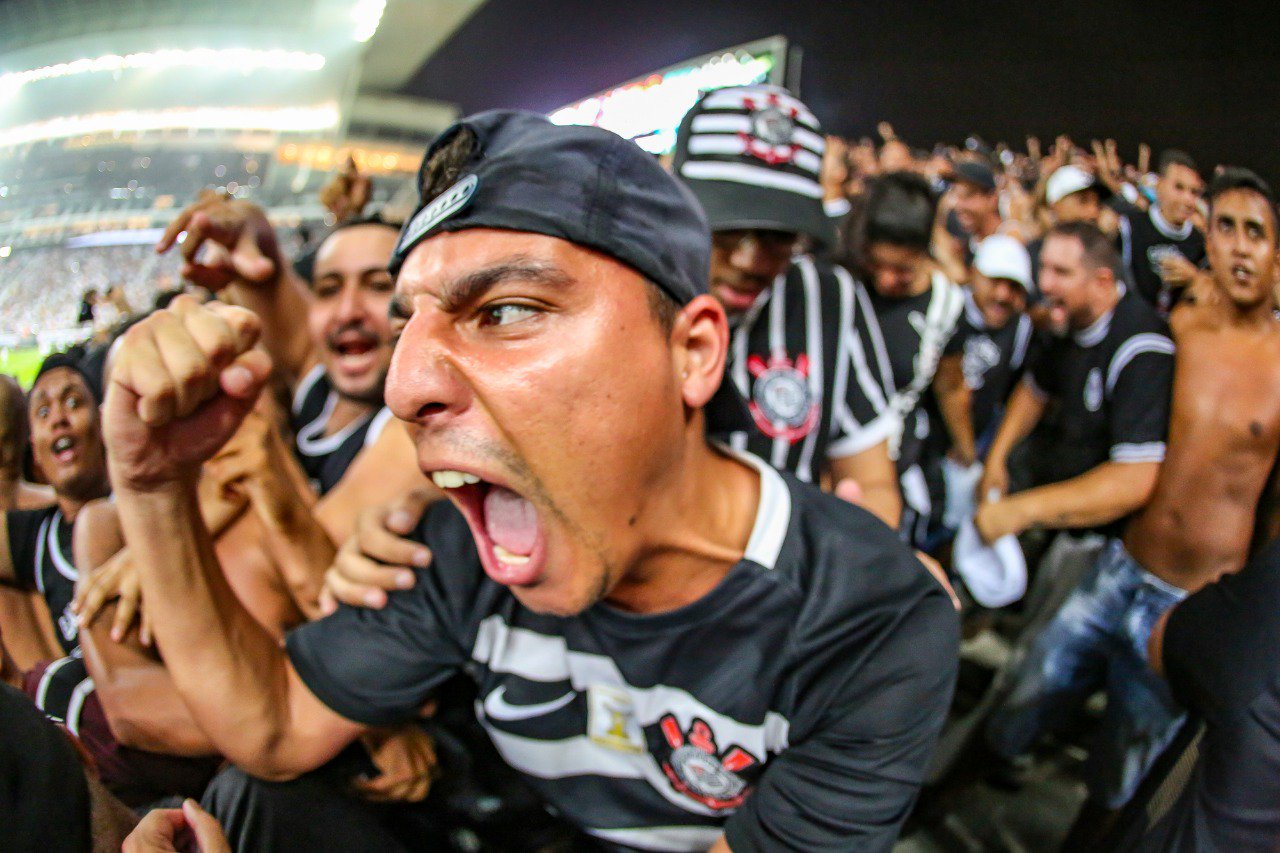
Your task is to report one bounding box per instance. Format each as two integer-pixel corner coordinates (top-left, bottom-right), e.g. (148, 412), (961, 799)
(671, 294), (731, 412)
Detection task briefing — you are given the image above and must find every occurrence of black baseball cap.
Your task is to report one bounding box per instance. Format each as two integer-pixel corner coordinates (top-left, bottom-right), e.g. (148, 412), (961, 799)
(672, 85), (836, 248)
(33, 350), (100, 404)
(391, 109), (750, 434)
(951, 160), (997, 192)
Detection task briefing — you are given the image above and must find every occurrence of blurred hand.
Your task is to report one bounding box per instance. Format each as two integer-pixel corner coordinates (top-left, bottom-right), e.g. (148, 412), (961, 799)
(1158, 254), (1198, 288)
(319, 155), (373, 224)
(104, 296), (271, 492)
(354, 724), (438, 803)
(977, 459), (1009, 505)
(123, 799), (230, 853)
(320, 488), (435, 614)
(157, 191), (282, 292)
(975, 499), (1026, 545)
(73, 549), (143, 643)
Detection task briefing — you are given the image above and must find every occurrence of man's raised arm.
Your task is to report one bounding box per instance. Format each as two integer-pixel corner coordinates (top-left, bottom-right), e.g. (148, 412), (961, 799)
(157, 193), (316, 385)
(103, 296), (362, 779)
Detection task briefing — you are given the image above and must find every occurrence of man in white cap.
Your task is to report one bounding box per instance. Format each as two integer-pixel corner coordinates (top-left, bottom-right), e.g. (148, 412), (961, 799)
(1026, 165), (1109, 289)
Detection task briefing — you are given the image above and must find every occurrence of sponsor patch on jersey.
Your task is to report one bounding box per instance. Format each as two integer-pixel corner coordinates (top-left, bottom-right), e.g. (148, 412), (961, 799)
(587, 684), (645, 753)
(962, 335), (1002, 391)
(657, 714), (760, 811)
(1084, 367), (1104, 412)
(747, 352), (820, 443)
(397, 173), (479, 258)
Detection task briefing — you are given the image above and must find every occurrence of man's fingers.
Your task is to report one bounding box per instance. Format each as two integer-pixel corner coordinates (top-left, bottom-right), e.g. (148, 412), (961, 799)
(386, 487), (435, 537)
(357, 506), (432, 570)
(110, 585), (140, 644)
(140, 607), (154, 648)
(152, 311), (221, 420)
(219, 348), (272, 400)
(122, 808), (185, 851)
(115, 326), (178, 427)
(324, 561), (388, 609)
(182, 798), (231, 853)
(232, 229), (277, 284)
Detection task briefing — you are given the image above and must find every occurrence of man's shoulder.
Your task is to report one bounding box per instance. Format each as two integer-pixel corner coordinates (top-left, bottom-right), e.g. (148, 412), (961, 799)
(1110, 291), (1172, 344)
(5, 505), (56, 542)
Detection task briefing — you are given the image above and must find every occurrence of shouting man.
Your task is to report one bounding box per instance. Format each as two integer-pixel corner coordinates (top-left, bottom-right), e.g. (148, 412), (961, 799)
(104, 111), (957, 852)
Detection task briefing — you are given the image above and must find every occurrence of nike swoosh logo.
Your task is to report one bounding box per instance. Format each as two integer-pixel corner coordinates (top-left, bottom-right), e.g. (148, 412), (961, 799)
(483, 685), (576, 722)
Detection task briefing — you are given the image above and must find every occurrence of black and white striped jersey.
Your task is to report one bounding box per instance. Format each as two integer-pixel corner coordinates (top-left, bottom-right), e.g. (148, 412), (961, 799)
(943, 292), (1039, 443)
(1026, 287), (1174, 505)
(287, 451), (958, 852)
(290, 364), (395, 495)
(723, 255), (896, 483)
(6, 506), (79, 655)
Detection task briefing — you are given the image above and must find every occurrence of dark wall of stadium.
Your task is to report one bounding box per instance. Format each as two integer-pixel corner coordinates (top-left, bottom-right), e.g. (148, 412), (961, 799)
(407, 0), (1280, 185)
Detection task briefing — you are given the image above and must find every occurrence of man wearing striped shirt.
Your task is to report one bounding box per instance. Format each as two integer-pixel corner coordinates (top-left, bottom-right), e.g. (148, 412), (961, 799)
(672, 85), (901, 526)
(103, 110), (957, 851)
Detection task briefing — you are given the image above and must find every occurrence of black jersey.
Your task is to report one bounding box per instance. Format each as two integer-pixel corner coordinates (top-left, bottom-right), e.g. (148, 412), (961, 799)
(1026, 288), (1174, 511)
(6, 506), (79, 655)
(863, 273), (964, 471)
(723, 255), (895, 482)
(287, 450), (958, 852)
(944, 292), (1038, 443)
(1117, 201), (1206, 314)
(290, 365), (395, 495)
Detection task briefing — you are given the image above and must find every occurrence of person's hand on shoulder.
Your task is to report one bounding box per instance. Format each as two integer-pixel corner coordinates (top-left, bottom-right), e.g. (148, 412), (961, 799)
(320, 488), (435, 613)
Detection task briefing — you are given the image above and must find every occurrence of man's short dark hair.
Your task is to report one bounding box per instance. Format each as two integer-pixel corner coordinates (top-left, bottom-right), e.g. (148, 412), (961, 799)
(418, 125), (681, 334)
(861, 171), (938, 254)
(1205, 167), (1278, 242)
(1158, 149), (1198, 177)
(1045, 220), (1121, 277)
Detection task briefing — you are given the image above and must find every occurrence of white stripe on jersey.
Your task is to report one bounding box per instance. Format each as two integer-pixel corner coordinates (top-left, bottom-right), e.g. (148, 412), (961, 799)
(685, 134), (823, 175)
(829, 266), (854, 442)
(292, 363), (326, 417)
(471, 618), (791, 759)
(65, 676), (96, 738)
(34, 655), (78, 711)
(363, 407), (396, 449)
(795, 256), (825, 482)
(295, 390), (374, 456)
(46, 510), (77, 583)
(1110, 441), (1167, 463)
(728, 294), (770, 454)
(768, 267), (791, 471)
(678, 161), (823, 199)
(1106, 333), (1174, 394)
(853, 282), (896, 393)
(1012, 314), (1033, 371)
(587, 824), (725, 851)
(34, 514), (47, 595)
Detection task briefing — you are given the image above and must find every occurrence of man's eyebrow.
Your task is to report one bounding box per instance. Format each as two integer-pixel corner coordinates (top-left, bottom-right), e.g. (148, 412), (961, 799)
(434, 257), (571, 313)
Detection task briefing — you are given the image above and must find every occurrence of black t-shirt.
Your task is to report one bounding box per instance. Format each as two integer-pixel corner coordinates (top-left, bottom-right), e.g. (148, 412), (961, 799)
(864, 275), (964, 473)
(1141, 537), (1280, 851)
(290, 365), (394, 495)
(1117, 201), (1207, 314)
(287, 451), (959, 852)
(6, 507), (79, 655)
(1026, 289), (1174, 517)
(723, 256), (895, 484)
(943, 293), (1039, 442)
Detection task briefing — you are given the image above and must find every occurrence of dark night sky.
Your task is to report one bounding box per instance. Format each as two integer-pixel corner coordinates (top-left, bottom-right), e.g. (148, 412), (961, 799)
(406, 0), (1280, 184)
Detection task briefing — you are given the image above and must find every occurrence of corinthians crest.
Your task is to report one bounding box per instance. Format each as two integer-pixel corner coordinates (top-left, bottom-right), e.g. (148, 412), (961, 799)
(741, 92), (800, 166)
(747, 352), (820, 443)
(658, 714), (760, 811)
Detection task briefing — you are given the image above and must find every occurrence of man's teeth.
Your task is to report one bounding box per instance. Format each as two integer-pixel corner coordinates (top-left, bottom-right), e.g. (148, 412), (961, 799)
(431, 470), (481, 489)
(53, 437), (73, 453)
(493, 544), (531, 566)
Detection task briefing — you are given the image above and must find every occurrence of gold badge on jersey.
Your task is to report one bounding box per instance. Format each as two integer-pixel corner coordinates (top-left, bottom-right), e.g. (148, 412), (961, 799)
(587, 684), (645, 753)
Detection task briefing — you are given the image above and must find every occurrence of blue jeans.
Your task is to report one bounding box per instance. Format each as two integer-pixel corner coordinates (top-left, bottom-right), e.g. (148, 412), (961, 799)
(987, 538), (1188, 807)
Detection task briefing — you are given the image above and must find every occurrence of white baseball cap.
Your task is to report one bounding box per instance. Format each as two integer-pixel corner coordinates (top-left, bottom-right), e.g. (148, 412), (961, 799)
(973, 234), (1033, 294)
(1045, 165), (1102, 206)
(953, 518), (1028, 608)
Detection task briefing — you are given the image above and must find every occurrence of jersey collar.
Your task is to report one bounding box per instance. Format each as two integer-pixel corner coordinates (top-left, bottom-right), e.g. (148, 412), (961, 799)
(1150, 205), (1194, 241)
(712, 443), (791, 570)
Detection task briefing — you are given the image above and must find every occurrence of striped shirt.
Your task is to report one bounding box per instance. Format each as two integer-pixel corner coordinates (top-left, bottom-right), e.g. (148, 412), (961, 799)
(287, 450), (958, 851)
(724, 255), (896, 482)
(290, 364), (395, 495)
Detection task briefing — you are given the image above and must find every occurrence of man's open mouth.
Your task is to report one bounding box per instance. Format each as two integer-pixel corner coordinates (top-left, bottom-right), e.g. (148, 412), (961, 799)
(429, 469), (547, 587)
(328, 330), (382, 373)
(51, 435), (77, 465)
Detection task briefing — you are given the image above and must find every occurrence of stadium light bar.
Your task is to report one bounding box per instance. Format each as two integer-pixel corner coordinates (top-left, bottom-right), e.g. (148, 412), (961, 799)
(0, 104), (341, 147)
(351, 0), (387, 42)
(0, 48), (326, 97)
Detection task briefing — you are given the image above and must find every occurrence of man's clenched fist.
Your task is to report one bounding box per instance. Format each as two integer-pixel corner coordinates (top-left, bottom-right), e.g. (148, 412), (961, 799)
(104, 296), (272, 491)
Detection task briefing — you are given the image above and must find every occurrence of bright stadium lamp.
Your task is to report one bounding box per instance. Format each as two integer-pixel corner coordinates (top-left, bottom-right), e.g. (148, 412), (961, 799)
(351, 0), (387, 42)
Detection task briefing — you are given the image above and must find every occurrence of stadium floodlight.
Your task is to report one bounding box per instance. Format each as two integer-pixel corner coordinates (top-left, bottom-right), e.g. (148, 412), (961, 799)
(0, 104), (341, 147)
(0, 48), (326, 98)
(351, 0), (387, 42)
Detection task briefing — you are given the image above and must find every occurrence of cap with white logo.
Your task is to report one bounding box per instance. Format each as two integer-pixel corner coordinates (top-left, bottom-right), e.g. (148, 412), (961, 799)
(1045, 165), (1103, 207)
(973, 234), (1034, 295)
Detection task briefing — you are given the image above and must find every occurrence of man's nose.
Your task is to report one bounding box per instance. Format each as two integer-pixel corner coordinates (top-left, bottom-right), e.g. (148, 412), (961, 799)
(384, 316), (470, 426)
(728, 234), (779, 276)
(334, 282), (369, 324)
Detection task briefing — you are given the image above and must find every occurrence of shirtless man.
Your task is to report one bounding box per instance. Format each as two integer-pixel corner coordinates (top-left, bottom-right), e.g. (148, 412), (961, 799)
(1126, 168), (1280, 592)
(987, 169), (1280, 820)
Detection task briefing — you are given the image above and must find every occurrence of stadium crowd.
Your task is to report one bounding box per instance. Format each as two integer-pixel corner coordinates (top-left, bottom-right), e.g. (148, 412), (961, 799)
(2, 82), (1280, 853)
